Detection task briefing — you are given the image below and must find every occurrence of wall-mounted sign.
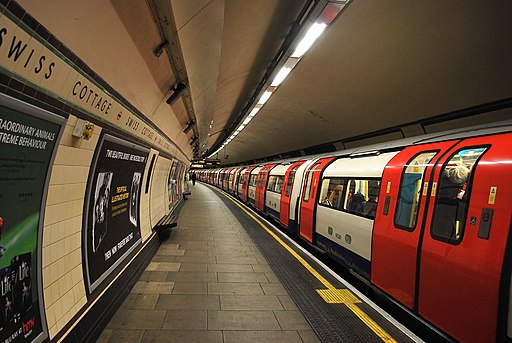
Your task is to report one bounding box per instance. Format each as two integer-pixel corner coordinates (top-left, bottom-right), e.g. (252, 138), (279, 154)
(0, 6), (188, 164)
(0, 93), (64, 343)
(83, 134), (149, 293)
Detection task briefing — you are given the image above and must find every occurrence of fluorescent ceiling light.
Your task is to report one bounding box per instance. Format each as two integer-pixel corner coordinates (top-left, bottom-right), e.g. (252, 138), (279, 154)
(243, 117), (252, 125)
(257, 91), (272, 105)
(248, 107), (260, 117)
(291, 22), (327, 58)
(237, 124), (245, 131)
(271, 67), (292, 87)
(233, 131), (239, 136)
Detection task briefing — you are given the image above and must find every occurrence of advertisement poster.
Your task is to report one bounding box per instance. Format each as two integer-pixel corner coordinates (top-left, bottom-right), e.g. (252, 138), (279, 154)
(0, 95), (62, 343)
(167, 161), (177, 210)
(84, 134), (148, 293)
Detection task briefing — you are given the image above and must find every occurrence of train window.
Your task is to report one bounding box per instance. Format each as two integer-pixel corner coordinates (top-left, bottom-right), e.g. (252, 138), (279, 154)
(318, 177), (380, 219)
(249, 174), (257, 187)
(275, 176), (285, 193)
(344, 179), (380, 219)
(431, 147), (488, 244)
(267, 175), (277, 191)
(395, 151), (437, 231)
(303, 163), (321, 202)
(319, 178), (345, 210)
(285, 165), (300, 196)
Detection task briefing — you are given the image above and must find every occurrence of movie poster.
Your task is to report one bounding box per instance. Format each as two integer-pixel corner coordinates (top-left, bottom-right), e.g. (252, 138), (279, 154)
(0, 95), (63, 343)
(84, 134), (149, 293)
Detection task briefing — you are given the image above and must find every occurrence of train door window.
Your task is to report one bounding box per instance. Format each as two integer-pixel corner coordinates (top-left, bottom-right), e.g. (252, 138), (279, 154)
(249, 174), (257, 187)
(258, 171), (266, 189)
(275, 176), (284, 193)
(285, 165), (300, 196)
(267, 175), (277, 191)
(431, 147), (488, 244)
(319, 178), (345, 210)
(303, 163), (321, 202)
(395, 152), (437, 231)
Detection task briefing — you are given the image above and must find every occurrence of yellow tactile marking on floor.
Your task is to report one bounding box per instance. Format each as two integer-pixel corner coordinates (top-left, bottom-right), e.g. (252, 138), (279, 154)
(316, 288), (361, 304)
(218, 190), (397, 343)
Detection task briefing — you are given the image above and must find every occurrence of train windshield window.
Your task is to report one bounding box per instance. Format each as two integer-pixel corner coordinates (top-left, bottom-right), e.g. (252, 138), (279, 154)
(275, 176), (284, 194)
(267, 176), (277, 191)
(285, 165), (300, 196)
(395, 151), (437, 231)
(431, 147), (488, 244)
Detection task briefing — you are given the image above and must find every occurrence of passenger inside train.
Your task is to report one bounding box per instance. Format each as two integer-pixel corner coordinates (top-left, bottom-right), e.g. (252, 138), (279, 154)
(328, 184), (344, 209)
(432, 147), (486, 242)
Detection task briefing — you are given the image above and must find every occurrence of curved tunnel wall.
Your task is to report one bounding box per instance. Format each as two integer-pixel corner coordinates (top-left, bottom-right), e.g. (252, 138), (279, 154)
(0, 2), (189, 342)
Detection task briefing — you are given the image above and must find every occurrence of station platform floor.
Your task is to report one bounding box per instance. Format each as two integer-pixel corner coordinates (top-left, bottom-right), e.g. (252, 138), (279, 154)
(98, 183), (421, 343)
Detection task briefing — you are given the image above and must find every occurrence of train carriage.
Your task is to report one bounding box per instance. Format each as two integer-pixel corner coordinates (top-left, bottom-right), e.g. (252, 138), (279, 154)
(199, 121), (512, 342)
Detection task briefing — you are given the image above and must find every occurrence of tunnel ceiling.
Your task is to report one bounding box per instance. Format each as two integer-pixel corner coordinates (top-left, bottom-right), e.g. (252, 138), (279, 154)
(18, 1), (512, 164)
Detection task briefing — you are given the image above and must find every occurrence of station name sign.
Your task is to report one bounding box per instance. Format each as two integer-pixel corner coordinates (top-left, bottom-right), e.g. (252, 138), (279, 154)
(0, 8), (187, 163)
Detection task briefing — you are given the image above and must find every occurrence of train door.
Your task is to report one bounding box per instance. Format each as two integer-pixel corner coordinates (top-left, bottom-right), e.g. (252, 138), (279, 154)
(371, 140), (457, 309)
(248, 167), (262, 205)
(231, 168), (239, 195)
(256, 164), (276, 211)
(299, 157), (334, 243)
(224, 169), (231, 190)
(242, 166), (256, 202)
(280, 161), (305, 227)
(417, 134), (512, 343)
(237, 167), (247, 198)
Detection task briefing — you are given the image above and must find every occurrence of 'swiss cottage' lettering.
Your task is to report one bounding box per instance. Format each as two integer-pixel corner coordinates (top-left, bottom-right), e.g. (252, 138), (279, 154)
(0, 27), (55, 79)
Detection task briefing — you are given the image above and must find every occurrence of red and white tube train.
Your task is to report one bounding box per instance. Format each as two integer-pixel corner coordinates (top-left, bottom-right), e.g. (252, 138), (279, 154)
(197, 121), (512, 343)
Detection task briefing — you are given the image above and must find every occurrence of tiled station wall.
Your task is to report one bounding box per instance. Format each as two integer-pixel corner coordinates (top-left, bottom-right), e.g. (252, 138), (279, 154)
(149, 156), (172, 230)
(42, 115), (100, 337)
(0, 1), (188, 340)
(40, 116), (181, 339)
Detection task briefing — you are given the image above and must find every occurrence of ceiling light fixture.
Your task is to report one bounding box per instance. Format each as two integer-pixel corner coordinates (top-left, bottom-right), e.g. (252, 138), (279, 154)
(270, 67), (292, 87)
(257, 91), (272, 105)
(291, 23), (327, 58)
(208, 1), (351, 159)
(248, 107), (260, 117)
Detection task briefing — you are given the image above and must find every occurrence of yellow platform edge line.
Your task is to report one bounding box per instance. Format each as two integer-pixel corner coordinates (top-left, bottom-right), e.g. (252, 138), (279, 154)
(347, 303), (398, 343)
(218, 189), (397, 343)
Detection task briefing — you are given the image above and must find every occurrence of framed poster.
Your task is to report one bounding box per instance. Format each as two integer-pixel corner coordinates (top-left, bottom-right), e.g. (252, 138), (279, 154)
(0, 93), (64, 343)
(83, 134), (149, 293)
